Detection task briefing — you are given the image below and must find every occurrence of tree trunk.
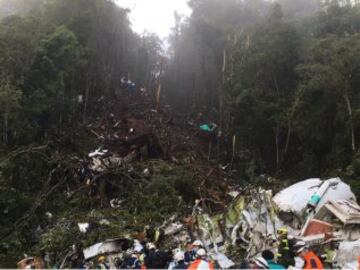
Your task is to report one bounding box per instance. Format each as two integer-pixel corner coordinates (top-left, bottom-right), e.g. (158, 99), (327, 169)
(344, 92), (355, 152)
(284, 121), (291, 154)
(275, 122), (280, 168)
(3, 109), (8, 145)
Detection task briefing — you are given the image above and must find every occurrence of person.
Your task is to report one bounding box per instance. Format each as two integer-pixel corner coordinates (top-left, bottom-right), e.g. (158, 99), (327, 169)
(276, 227), (295, 267)
(121, 76), (127, 88)
(173, 251), (187, 269)
(123, 250), (142, 270)
(192, 240), (203, 253)
(250, 257), (269, 269)
(144, 243), (170, 269)
(97, 256), (109, 269)
(184, 241), (194, 265)
(262, 250), (285, 269)
(293, 241), (324, 270)
(188, 248), (214, 270)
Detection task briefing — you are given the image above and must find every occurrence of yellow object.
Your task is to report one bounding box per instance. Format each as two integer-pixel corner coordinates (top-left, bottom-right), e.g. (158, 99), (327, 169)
(98, 256), (106, 262)
(277, 227), (288, 235)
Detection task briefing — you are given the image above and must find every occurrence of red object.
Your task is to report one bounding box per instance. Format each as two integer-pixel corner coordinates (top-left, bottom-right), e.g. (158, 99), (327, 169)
(303, 219), (333, 236)
(303, 251), (324, 269)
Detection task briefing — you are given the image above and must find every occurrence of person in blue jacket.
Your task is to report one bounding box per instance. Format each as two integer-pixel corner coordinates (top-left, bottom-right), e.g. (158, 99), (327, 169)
(262, 250), (285, 269)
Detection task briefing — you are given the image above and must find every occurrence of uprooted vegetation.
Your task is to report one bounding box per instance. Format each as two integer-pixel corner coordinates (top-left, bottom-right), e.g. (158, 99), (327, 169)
(0, 92), (234, 266)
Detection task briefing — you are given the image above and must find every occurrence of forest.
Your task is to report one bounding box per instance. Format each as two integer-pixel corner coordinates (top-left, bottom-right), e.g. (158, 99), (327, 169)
(0, 0), (360, 267)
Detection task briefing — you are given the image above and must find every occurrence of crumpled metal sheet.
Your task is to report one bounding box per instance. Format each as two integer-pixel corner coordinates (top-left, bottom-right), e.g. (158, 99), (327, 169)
(196, 189), (279, 256)
(333, 240), (360, 269)
(83, 238), (131, 260)
(273, 178), (355, 223)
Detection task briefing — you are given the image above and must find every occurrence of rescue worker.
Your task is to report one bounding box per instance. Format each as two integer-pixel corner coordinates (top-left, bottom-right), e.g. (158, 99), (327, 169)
(262, 250), (285, 269)
(191, 240), (203, 256)
(123, 249), (142, 269)
(173, 251), (187, 270)
(250, 257), (269, 269)
(144, 243), (170, 269)
(294, 241), (324, 270)
(184, 241), (194, 265)
(276, 227), (295, 267)
(188, 248), (214, 270)
(120, 76), (127, 88)
(97, 256), (109, 269)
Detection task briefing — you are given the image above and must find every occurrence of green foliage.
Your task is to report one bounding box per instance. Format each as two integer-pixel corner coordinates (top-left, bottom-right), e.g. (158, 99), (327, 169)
(127, 162), (196, 223)
(166, 0), (360, 196)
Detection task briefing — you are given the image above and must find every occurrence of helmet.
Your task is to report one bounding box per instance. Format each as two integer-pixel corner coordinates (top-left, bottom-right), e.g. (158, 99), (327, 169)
(133, 247), (143, 254)
(277, 227), (288, 235)
(174, 251), (185, 262)
(192, 240), (203, 247)
(147, 243), (156, 250)
(294, 241), (307, 254)
(196, 248), (206, 257)
(97, 256), (106, 262)
(253, 257), (269, 269)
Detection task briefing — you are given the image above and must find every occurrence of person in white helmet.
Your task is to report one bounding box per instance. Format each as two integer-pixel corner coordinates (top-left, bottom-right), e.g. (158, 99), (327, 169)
(250, 257), (269, 269)
(144, 242), (171, 269)
(190, 240), (203, 262)
(188, 248), (214, 270)
(173, 251), (187, 269)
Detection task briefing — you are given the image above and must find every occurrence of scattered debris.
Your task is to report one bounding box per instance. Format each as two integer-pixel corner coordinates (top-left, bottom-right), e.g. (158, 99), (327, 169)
(110, 198), (123, 208)
(45, 212), (53, 219)
(88, 148), (109, 158)
(273, 178), (355, 226)
(78, 223), (90, 233)
(301, 219), (333, 237)
(99, 219), (111, 226)
(211, 252), (235, 269)
(83, 238), (131, 260)
(17, 257), (45, 269)
(314, 199), (360, 225)
(333, 240), (360, 269)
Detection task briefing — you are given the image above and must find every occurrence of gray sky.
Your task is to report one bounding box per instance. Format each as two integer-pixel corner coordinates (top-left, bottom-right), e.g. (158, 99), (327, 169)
(116, 0), (191, 38)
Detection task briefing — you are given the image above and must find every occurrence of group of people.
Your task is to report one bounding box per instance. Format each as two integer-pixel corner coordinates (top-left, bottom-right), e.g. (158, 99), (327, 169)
(90, 230), (325, 270)
(248, 228), (324, 270)
(91, 240), (214, 270)
(120, 76), (136, 92)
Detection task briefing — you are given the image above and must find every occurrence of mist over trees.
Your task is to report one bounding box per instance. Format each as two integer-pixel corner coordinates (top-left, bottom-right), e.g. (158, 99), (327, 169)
(164, 0), (360, 192)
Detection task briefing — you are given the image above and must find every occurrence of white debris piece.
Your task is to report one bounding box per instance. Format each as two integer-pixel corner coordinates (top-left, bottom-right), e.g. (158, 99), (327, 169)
(143, 168), (150, 177)
(78, 223), (90, 233)
(110, 198), (123, 208)
(273, 178), (355, 219)
(164, 222), (184, 235)
(228, 190), (240, 198)
(133, 240), (143, 252)
(211, 252), (235, 269)
(83, 238), (130, 260)
(334, 240), (360, 269)
(99, 219), (111, 226)
(88, 148), (108, 158)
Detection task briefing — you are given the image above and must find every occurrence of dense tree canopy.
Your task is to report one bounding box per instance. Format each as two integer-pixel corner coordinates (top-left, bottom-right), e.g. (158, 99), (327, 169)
(165, 0), (360, 188)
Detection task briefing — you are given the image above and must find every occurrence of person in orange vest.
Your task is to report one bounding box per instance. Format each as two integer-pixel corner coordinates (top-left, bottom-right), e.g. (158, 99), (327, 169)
(187, 248), (214, 270)
(293, 241), (324, 270)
